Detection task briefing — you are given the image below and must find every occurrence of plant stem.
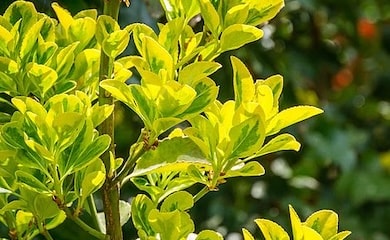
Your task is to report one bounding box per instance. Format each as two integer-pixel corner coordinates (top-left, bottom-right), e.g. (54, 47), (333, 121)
(87, 194), (102, 231)
(64, 208), (106, 240)
(98, 1), (123, 240)
(193, 186), (210, 203)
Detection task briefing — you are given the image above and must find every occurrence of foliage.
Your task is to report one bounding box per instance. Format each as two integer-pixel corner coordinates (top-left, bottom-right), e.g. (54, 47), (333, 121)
(0, 1), (351, 240)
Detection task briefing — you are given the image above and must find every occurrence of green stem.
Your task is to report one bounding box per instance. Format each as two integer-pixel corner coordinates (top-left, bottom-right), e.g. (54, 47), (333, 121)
(114, 141), (146, 186)
(65, 208), (106, 240)
(87, 194), (102, 231)
(98, 1), (123, 240)
(193, 186), (210, 203)
(38, 222), (54, 240)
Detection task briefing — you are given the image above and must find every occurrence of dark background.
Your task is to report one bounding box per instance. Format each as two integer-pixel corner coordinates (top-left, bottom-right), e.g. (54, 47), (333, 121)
(1, 0), (390, 239)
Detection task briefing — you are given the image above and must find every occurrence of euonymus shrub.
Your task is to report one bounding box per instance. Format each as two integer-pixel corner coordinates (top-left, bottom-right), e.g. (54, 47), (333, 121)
(0, 0), (351, 240)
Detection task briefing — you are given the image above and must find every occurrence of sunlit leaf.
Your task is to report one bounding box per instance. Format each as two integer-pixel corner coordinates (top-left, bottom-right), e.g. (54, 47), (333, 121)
(255, 219), (290, 240)
(69, 17), (96, 51)
(20, 18), (44, 60)
(231, 56), (255, 108)
(4, 1), (37, 38)
(242, 228), (255, 240)
(102, 30), (130, 58)
(131, 137), (209, 177)
(254, 134), (301, 158)
(141, 35), (174, 79)
(224, 161), (265, 178)
(304, 210), (339, 239)
(148, 209), (194, 240)
(131, 194), (155, 235)
(289, 205), (303, 240)
(267, 106), (323, 135)
(96, 15), (120, 45)
(224, 4), (249, 27)
(15, 171), (50, 193)
(328, 231), (352, 240)
(178, 62), (221, 85)
(220, 24), (263, 52)
(161, 191), (194, 212)
(52, 2), (73, 32)
(197, 0), (220, 37)
(26, 63), (58, 96)
(196, 230), (223, 240)
(301, 225), (323, 240)
(246, 0), (285, 26)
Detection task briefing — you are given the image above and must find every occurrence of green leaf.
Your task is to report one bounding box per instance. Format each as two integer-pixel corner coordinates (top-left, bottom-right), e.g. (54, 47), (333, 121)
(196, 230), (223, 240)
(4, 1), (37, 38)
(54, 42), (79, 79)
(20, 18), (44, 61)
(304, 210), (339, 239)
(220, 24), (263, 52)
(224, 161), (265, 178)
(0, 25), (12, 56)
(15, 171), (50, 193)
(158, 17), (185, 57)
(256, 74), (283, 110)
(141, 35), (174, 79)
(255, 219), (290, 240)
(0, 73), (16, 92)
(178, 77), (218, 117)
(37, 42), (58, 64)
(266, 106), (323, 135)
(71, 134), (111, 172)
(131, 23), (158, 57)
(246, 0), (285, 26)
(224, 4), (249, 27)
(156, 81), (196, 117)
(228, 115), (265, 159)
(102, 30), (130, 59)
(69, 17), (96, 51)
(45, 211), (66, 230)
(231, 56), (255, 107)
(0, 200), (27, 214)
(79, 160), (105, 203)
(74, 9), (98, 20)
(1, 122), (26, 149)
(178, 62), (221, 85)
(132, 137), (209, 177)
(96, 15), (120, 45)
(26, 63), (58, 97)
(148, 209), (194, 240)
(197, 0), (220, 37)
(161, 191), (194, 212)
(254, 134), (301, 158)
(33, 194), (61, 220)
(131, 194), (155, 235)
(51, 2), (73, 32)
(52, 112), (84, 151)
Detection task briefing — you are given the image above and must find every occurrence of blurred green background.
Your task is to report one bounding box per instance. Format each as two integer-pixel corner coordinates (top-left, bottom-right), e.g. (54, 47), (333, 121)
(1, 0), (390, 239)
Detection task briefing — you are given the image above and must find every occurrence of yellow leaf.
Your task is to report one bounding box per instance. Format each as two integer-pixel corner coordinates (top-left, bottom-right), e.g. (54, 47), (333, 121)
(304, 210), (338, 239)
(242, 228), (255, 240)
(301, 225), (323, 240)
(52, 3), (73, 32)
(231, 56), (255, 108)
(266, 106), (323, 135)
(289, 205), (304, 240)
(255, 219), (290, 240)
